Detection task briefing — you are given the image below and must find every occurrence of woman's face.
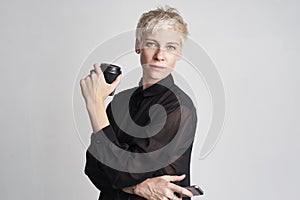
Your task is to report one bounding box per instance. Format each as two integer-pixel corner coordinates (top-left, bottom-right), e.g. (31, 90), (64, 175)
(137, 29), (182, 84)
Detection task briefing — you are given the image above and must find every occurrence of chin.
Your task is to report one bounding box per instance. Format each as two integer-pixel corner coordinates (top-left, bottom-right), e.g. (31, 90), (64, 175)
(147, 72), (169, 82)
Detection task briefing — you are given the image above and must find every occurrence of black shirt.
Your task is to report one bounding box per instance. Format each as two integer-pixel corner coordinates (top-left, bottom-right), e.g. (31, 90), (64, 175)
(85, 74), (197, 200)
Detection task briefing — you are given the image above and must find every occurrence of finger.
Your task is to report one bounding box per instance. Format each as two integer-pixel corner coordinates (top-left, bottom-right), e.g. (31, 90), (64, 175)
(171, 195), (180, 200)
(162, 174), (186, 182)
(83, 76), (94, 93)
(84, 75), (92, 84)
(161, 197), (169, 200)
(165, 191), (176, 200)
(169, 184), (193, 198)
(165, 194), (178, 200)
(80, 79), (88, 97)
(93, 63), (105, 81)
(93, 63), (102, 74)
(90, 71), (98, 83)
(90, 69), (96, 75)
(84, 73), (91, 80)
(80, 79), (86, 90)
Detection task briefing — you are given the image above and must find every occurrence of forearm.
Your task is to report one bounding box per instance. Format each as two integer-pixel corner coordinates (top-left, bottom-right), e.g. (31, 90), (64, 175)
(86, 101), (110, 133)
(80, 63), (121, 133)
(122, 180), (153, 197)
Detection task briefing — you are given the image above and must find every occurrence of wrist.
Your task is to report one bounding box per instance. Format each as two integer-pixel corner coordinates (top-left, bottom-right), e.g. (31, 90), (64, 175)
(132, 184), (139, 195)
(133, 181), (146, 197)
(86, 100), (110, 133)
(86, 101), (104, 111)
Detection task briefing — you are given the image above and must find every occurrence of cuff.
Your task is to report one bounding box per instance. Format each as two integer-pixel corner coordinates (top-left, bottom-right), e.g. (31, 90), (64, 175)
(91, 125), (118, 144)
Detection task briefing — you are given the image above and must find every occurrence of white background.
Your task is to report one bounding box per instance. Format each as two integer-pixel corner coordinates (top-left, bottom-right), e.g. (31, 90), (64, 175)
(0, 0), (299, 199)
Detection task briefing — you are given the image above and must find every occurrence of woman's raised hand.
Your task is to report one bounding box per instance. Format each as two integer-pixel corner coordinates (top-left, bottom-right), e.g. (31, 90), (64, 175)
(80, 63), (121, 106)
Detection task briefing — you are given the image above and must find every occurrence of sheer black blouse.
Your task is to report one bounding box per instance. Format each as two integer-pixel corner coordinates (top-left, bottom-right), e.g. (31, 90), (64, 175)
(85, 74), (197, 200)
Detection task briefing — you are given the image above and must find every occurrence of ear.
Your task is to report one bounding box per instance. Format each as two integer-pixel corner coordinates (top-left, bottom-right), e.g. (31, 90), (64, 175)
(135, 39), (141, 54)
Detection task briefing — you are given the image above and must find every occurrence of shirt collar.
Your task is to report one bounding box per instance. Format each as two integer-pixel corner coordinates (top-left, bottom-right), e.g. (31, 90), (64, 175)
(138, 74), (175, 97)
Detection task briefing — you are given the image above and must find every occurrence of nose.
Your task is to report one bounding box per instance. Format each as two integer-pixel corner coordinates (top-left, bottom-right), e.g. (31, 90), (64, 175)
(153, 48), (165, 61)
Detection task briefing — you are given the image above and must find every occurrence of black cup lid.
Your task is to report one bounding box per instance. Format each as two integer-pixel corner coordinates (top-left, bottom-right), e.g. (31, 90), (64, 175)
(100, 63), (122, 74)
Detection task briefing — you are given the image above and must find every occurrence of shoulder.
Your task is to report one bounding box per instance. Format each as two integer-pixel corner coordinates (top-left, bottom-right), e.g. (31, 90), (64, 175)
(171, 84), (196, 112)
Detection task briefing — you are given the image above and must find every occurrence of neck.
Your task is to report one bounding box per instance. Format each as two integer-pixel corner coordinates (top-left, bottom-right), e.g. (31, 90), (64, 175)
(142, 77), (159, 90)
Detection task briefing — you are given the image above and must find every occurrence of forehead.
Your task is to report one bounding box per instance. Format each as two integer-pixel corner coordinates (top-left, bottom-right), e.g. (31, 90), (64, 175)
(143, 29), (182, 44)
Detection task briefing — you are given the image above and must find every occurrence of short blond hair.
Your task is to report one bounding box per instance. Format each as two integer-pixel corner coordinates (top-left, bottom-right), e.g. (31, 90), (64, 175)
(136, 6), (188, 45)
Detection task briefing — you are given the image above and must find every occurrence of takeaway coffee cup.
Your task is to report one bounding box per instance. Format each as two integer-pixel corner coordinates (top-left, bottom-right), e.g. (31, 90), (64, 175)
(100, 63), (122, 96)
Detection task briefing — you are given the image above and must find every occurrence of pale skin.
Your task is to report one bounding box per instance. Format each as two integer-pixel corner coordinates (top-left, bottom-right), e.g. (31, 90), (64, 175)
(80, 29), (193, 200)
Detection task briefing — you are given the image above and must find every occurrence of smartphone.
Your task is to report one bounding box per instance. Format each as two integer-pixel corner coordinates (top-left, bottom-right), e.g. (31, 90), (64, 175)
(182, 185), (204, 197)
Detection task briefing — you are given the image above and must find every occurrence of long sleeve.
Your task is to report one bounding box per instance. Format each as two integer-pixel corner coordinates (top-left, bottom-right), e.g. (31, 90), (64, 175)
(85, 150), (112, 191)
(86, 103), (197, 190)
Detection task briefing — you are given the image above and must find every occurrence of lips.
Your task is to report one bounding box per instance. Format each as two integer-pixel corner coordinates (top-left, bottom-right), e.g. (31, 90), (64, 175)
(149, 64), (165, 69)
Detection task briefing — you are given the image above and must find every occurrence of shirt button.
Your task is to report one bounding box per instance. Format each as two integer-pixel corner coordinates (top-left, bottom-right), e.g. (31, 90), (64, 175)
(95, 139), (101, 144)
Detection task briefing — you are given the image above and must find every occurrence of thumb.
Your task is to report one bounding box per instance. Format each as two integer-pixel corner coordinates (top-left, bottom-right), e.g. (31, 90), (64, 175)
(163, 174), (186, 182)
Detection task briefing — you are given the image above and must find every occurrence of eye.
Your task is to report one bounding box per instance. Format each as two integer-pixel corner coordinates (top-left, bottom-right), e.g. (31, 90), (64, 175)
(145, 42), (158, 48)
(166, 45), (176, 51)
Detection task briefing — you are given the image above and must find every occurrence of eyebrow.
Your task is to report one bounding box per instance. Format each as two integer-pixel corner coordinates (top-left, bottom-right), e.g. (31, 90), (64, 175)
(144, 39), (180, 46)
(166, 42), (180, 46)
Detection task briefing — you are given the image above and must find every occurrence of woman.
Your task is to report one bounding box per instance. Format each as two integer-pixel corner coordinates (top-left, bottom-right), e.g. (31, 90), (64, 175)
(80, 6), (197, 200)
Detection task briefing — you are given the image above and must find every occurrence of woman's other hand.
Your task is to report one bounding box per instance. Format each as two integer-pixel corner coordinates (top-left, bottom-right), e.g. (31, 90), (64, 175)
(122, 174), (193, 200)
